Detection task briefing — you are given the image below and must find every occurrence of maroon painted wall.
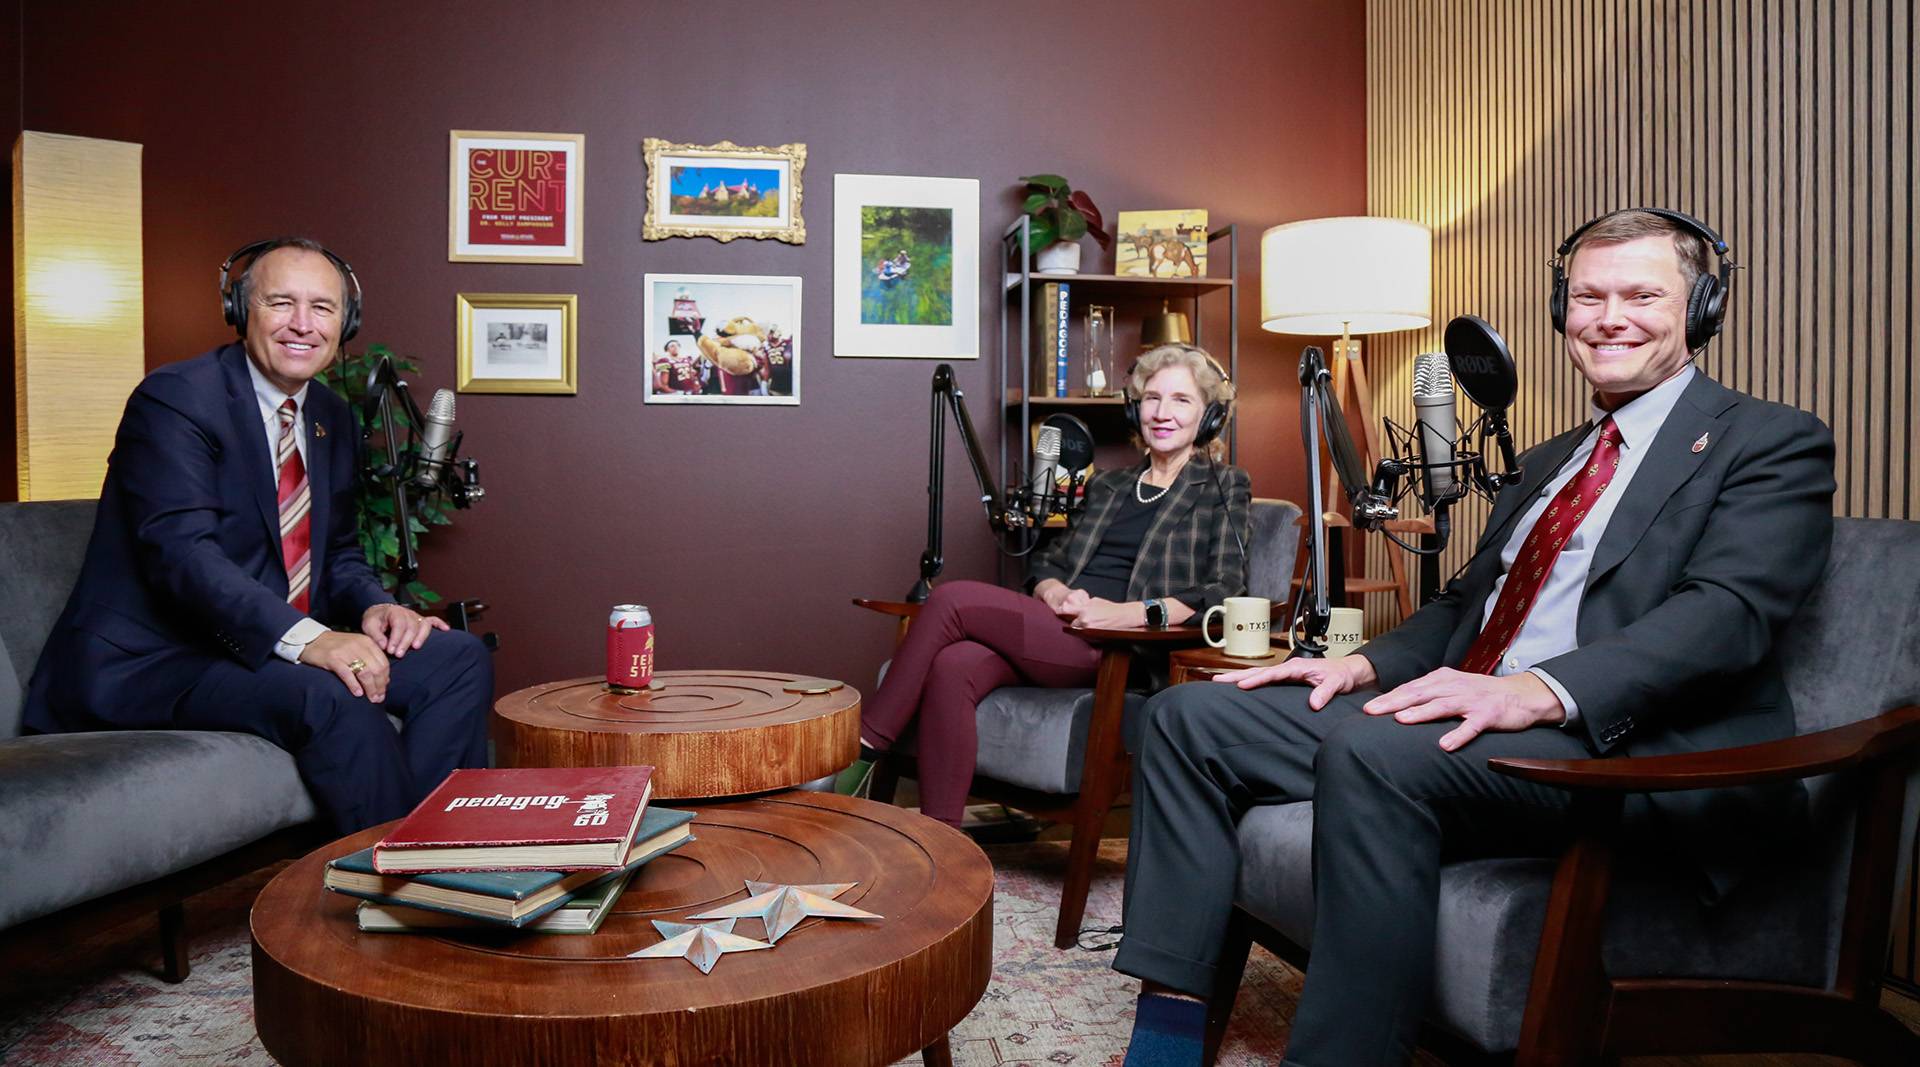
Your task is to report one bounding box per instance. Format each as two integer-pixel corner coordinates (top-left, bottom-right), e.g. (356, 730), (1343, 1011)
(13, 0), (1366, 695)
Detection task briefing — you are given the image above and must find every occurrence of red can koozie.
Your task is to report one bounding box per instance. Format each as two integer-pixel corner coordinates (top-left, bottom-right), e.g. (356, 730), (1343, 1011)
(606, 604), (655, 692)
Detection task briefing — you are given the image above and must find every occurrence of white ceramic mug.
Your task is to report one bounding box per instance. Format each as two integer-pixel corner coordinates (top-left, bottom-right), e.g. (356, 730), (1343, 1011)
(1203, 596), (1274, 658)
(1322, 606), (1366, 658)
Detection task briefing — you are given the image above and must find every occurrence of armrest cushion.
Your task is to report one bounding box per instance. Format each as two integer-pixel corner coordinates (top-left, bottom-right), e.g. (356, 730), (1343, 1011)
(1488, 705), (1920, 792)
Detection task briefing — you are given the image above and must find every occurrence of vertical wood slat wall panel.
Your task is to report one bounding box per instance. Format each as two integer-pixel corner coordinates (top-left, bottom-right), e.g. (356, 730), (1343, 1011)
(1365, 0), (1919, 984)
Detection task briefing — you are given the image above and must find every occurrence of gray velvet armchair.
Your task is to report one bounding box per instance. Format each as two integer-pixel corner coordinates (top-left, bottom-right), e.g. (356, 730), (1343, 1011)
(1207, 516), (1920, 1064)
(858, 497), (1301, 948)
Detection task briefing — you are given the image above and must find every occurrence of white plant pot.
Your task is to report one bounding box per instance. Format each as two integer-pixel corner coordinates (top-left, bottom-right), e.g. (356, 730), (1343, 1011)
(1035, 241), (1082, 274)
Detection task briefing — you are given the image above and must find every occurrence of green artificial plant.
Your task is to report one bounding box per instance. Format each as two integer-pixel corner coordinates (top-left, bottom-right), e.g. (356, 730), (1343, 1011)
(1017, 174), (1112, 253)
(323, 343), (453, 605)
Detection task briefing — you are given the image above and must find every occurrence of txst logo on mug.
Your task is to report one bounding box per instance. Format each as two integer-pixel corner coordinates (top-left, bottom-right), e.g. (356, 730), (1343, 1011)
(1203, 596), (1274, 659)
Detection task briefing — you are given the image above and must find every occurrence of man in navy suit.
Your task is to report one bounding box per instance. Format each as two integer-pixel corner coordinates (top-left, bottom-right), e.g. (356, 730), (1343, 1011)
(1112, 210), (1838, 1066)
(25, 238), (491, 833)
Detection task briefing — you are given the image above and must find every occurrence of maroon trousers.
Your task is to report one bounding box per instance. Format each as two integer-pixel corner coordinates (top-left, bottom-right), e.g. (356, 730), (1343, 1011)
(862, 580), (1102, 826)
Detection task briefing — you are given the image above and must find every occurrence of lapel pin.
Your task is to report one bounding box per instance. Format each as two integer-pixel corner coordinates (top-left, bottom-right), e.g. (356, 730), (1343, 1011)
(1690, 431), (1709, 454)
(313, 422), (327, 438)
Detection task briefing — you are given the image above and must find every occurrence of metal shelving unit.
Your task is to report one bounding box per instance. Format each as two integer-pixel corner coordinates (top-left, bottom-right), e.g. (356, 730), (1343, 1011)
(996, 218), (1240, 501)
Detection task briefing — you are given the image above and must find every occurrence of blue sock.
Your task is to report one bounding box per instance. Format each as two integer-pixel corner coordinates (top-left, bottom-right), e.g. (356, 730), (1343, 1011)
(1123, 992), (1207, 1066)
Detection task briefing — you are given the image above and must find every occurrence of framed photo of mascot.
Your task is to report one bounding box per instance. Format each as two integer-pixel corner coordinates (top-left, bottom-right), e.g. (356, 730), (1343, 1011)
(643, 273), (801, 406)
(833, 173), (979, 359)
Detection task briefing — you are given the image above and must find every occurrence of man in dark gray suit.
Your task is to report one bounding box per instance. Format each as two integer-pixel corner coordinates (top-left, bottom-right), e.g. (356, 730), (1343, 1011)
(1111, 209), (1837, 1067)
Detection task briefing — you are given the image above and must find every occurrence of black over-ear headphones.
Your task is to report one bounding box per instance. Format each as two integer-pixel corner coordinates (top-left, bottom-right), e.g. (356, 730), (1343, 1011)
(1549, 207), (1733, 353)
(219, 238), (364, 342)
(1123, 343), (1234, 448)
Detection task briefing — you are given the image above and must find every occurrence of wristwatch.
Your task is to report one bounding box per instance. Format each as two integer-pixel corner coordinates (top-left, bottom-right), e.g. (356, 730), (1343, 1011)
(1144, 598), (1167, 628)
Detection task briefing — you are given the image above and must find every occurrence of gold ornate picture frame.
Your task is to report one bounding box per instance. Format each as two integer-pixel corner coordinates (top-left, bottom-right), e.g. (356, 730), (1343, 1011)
(456, 293), (579, 395)
(642, 138), (806, 244)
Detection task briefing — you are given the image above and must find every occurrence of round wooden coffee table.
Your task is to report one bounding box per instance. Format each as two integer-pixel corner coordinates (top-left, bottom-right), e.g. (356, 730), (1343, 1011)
(493, 671), (861, 798)
(252, 791), (992, 1067)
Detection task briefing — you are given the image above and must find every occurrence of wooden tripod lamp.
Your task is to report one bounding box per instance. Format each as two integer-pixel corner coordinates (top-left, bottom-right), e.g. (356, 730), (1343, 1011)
(1260, 216), (1433, 617)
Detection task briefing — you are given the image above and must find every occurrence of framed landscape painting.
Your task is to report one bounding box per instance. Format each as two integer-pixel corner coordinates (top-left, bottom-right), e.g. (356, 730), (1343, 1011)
(642, 273), (801, 405)
(448, 131), (584, 264)
(642, 139), (806, 244)
(833, 174), (979, 359)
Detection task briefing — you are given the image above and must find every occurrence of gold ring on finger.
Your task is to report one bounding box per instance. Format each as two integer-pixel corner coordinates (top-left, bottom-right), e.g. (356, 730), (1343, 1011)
(347, 658), (367, 673)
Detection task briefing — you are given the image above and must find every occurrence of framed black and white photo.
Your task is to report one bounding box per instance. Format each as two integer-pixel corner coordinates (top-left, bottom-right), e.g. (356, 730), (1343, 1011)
(456, 293), (578, 394)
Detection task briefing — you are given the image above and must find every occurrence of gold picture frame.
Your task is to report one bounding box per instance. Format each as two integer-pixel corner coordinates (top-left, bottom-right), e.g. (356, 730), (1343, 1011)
(642, 138), (806, 244)
(456, 293), (578, 395)
(448, 131), (585, 264)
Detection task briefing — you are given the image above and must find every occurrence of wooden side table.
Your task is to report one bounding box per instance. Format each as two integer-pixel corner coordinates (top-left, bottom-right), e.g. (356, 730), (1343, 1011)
(493, 671), (860, 799)
(252, 792), (992, 1067)
(1168, 645), (1292, 686)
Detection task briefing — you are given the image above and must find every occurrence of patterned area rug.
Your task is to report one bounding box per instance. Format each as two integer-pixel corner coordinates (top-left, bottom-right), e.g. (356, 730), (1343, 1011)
(0, 840), (1302, 1066)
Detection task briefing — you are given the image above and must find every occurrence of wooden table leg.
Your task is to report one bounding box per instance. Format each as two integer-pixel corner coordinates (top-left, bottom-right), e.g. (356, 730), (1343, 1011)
(920, 1033), (953, 1067)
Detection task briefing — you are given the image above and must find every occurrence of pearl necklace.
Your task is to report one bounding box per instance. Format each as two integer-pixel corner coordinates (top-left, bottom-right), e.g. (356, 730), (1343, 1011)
(1135, 469), (1174, 503)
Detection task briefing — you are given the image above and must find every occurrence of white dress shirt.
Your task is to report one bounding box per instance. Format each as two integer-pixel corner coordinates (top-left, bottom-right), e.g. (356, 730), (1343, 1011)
(243, 357), (331, 661)
(1482, 366), (1698, 725)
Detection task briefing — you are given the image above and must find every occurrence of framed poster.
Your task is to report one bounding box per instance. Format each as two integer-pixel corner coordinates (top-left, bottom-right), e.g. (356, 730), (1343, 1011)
(643, 273), (800, 405)
(456, 293), (578, 394)
(642, 139), (806, 244)
(833, 174), (978, 359)
(449, 131), (585, 264)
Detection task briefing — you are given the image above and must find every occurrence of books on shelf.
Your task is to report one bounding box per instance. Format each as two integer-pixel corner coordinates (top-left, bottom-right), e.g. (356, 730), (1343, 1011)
(356, 867), (637, 935)
(372, 765), (656, 873)
(326, 805), (696, 927)
(1030, 281), (1070, 398)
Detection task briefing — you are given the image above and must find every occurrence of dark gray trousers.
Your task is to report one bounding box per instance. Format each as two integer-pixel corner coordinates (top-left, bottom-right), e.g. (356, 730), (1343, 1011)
(1113, 678), (1593, 1066)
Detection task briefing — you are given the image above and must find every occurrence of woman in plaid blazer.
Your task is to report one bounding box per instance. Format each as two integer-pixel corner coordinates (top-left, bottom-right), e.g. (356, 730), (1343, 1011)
(847, 344), (1253, 826)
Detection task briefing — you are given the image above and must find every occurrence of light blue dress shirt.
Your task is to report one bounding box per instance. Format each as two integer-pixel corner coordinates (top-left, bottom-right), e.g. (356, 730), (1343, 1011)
(1482, 366), (1698, 725)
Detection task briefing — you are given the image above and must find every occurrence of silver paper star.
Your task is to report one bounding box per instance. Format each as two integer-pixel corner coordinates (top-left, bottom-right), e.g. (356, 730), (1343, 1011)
(688, 880), (882, 943)
(626, 918), (772, 974)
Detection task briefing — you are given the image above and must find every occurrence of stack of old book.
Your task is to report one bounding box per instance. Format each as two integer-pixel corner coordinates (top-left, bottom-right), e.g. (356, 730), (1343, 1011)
(323, 765), (692, 935)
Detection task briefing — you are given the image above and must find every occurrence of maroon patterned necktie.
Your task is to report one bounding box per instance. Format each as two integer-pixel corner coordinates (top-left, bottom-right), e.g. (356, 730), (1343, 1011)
(1458, 417), (1623, 674)
(275, 399), (312, 614)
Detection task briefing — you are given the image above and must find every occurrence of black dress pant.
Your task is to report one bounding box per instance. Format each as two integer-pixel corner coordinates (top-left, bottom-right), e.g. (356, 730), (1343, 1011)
(175, 628), (493, 833)
(1113, 679), (1592, 1067)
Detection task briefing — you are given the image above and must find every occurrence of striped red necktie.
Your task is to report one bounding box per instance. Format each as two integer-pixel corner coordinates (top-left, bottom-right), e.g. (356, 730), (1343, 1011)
(1458, 417), (1623, 675)
(275, 399), (312, 614)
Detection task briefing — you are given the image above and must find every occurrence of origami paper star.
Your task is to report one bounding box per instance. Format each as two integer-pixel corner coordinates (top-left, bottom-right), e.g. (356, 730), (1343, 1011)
(626, 918), (772, 974)
(688, 880), (882, 944)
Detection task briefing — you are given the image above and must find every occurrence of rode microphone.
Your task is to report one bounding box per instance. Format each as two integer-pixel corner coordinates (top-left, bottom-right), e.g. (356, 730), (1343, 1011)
(1028, 413), (1095, 521)
(412, 389), (458, 490)
(1411, 353), (1459, 506)
(1029, 423), (1063, 509)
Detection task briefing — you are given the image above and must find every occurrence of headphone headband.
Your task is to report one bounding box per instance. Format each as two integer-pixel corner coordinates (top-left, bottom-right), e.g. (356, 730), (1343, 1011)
(220, 237), (363, 342)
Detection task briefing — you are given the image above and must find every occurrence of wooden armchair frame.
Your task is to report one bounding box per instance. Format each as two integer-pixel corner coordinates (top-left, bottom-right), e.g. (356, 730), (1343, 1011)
(854, 597), (1208, 948)
(1204, 704), (1920, 1065)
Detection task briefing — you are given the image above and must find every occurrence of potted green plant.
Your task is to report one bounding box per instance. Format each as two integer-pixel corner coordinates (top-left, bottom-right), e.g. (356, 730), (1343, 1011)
(1018, 174), (1111, 274)
(323, 343), (456, 606)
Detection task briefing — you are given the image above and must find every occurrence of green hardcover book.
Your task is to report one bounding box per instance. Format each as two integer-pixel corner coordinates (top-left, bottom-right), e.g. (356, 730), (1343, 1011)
(324, 806), (694, 927)
(357, 867), (635, 935)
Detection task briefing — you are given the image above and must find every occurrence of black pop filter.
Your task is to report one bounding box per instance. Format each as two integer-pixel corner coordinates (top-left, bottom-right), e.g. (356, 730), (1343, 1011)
(1043, 412), (1096, 472)
(1443, 315), (1518, 412)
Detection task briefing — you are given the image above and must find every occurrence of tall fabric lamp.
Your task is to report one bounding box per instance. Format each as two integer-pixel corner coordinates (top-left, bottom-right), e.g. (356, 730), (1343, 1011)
(12, 131), (145, 501)
(1260, 216), (1432, 618)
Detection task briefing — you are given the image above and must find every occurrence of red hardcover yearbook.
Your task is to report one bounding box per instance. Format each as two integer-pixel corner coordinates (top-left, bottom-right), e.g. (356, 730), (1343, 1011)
(373, 766), (655, 873)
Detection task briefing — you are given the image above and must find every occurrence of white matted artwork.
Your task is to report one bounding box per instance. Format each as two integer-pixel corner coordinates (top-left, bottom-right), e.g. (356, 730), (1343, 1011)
(833, 174), (978, 359)
(456, 293), (577, 394)
(643, 273), (800, 405)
